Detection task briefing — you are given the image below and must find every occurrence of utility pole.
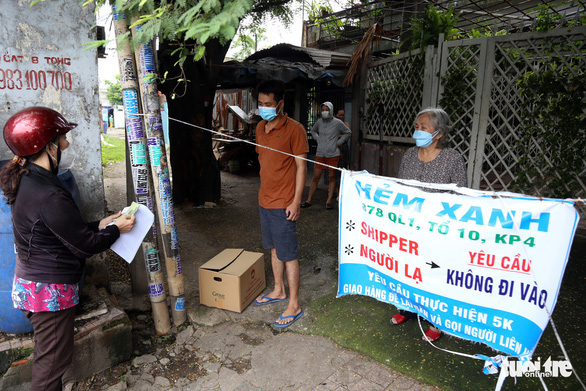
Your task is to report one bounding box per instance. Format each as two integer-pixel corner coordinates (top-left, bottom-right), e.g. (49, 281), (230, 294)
(113, 7), (172, 334)
(131, 19), (187, 326)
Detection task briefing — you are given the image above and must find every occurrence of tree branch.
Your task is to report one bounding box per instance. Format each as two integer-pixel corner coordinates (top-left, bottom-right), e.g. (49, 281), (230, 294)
(251, 0), (292, 14)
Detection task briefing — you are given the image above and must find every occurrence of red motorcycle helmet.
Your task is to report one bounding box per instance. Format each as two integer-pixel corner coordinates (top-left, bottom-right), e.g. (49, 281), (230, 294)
(3, 107), (77, 156)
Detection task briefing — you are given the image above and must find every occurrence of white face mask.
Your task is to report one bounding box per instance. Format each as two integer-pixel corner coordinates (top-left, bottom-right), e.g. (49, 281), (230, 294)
(59, 144), (76, 172)
(48, 142), (59, 165)
(321, 111), (330, 119)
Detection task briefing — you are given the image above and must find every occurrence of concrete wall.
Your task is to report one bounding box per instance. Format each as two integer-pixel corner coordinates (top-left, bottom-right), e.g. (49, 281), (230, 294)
(0, 1), (104, 221)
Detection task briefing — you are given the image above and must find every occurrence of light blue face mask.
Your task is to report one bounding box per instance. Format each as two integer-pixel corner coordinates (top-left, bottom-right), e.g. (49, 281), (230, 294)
(413, 129), (440, 148)
(259, 107), (277, 121)
(258, 102), (283, 121)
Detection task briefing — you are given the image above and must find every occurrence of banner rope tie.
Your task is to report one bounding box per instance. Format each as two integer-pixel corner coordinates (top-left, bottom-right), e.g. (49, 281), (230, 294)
(140, 113), (584, 389)
(493, 195), (586, 391)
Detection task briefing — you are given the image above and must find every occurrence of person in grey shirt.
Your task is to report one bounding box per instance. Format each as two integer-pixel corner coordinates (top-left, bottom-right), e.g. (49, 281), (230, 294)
(301, 102), (351, 210)
(397, 108), (466, 189)
(391, 107), (467, 342)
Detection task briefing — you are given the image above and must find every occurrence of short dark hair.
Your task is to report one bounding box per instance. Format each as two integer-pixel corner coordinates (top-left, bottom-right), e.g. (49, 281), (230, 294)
(335, 108), (344, 115)
(257, 80), (285, 103)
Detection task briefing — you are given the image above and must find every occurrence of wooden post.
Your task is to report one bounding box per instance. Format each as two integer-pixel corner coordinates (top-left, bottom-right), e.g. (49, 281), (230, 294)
(112, 8), (171, 335)
(131, 20), (187, 326)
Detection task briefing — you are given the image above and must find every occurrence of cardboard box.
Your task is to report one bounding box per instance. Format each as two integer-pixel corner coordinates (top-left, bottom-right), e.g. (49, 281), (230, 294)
(199, 249), (266, 313)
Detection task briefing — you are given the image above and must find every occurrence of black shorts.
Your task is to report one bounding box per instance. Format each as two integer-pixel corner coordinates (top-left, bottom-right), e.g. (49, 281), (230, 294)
(259, 206), (298, 262)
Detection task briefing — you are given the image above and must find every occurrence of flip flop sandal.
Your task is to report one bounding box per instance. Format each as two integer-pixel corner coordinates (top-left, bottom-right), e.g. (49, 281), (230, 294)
(390, 313), (408, 325)
(300, 201), (312, 208)
(274, 310), (304, 328)
(325, 203), (334, 210)
(254, 295), (286, 306)
(422, 327), (442, 342)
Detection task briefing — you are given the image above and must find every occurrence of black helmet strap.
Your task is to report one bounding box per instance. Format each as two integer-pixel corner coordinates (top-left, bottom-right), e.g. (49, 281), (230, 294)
(45, 137), (61, 174)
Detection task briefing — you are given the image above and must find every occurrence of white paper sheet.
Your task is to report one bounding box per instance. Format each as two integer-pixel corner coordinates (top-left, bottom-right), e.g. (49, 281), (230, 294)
(110, 204), (154, 263)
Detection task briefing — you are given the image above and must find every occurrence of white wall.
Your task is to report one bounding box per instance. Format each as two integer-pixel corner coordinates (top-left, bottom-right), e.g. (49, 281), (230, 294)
(97, 4), (121, 108)
(0, 2), (104, 220)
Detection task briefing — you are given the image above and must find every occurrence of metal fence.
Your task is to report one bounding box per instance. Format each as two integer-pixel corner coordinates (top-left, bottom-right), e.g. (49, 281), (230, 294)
(364, 49), (425, 143)
(362, 26), (586, 216)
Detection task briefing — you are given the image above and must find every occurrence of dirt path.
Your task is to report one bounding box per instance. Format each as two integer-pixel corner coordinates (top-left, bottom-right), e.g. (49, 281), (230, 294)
(103, 143), (341, 302)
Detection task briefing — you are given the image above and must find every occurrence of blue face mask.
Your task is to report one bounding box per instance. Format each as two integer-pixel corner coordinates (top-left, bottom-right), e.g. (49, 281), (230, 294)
(413, 129), (440, 148)
(258, 102), (283, 121)
(259, 107), (277, 121)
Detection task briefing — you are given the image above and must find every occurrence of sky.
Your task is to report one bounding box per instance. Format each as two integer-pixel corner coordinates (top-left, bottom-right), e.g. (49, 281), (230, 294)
(226, 2), (305, 58)
(226, 1), (346, 58)
(97, 1), (345, 94)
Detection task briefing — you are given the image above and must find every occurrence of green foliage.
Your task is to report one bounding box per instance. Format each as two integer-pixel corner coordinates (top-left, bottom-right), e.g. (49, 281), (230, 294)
(512, 3), (585, 198)
(466, 27), (507, 39)
(439, 9), (585, 200)
(249, 0), (296, 27)
(305, 0), (346, 41)
(77, 0), (259, 64)
(305, 0), (335, 22)
(365, 80), (392, 120)
(227, 0), (296, 60)
(82, 39), (110, 51)
(79, 0), (295, 94)
(439, 59), (476, 123)
(533, 1), (586, 31)
(104, 75), (123, 106)
(534, 4), (563, 32)
(231, 34), (256, 60)
(230, 20), (266, 61)
(114, 0), (255, 54)
(410, 4), (459, 51)
(514, 64), (586, 198)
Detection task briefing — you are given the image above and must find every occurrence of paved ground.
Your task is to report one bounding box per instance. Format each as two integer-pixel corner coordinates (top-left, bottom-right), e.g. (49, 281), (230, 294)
(96, 129), (440, 391)
(98, 129), (585, 391)
(93, 321), (438, 391)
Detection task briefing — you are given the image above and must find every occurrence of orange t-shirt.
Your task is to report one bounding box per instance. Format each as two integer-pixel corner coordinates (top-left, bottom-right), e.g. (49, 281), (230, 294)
(256, 114), (309, 209)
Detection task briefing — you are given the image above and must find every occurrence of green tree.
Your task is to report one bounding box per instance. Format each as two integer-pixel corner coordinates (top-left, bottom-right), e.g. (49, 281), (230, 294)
(409, 4), (459, 51)
(230, 21), (267, 61)
(104, 74), (123, 106)
(77, 0), (296, 205)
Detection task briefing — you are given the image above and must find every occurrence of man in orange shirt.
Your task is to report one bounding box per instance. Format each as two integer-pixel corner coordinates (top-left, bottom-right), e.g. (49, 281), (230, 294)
(253, 80), (308, 328)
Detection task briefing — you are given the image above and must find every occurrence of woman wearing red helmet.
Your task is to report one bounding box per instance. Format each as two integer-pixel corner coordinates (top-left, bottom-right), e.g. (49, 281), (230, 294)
(0, 107), (135, 391)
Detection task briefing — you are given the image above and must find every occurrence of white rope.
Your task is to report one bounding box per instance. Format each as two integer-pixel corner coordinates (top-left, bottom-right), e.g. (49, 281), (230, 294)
(411, 194), (584, 390)
(417, 315), (486, 361)
(162, 114), (343, 172)
(150, 113), (585, 388)
(152, 113), (586, 204)
(493, 195), (586, 391)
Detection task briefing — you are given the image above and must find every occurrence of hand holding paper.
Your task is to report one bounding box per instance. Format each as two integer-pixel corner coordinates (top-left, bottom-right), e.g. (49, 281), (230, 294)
(110, 203), (155, 263)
